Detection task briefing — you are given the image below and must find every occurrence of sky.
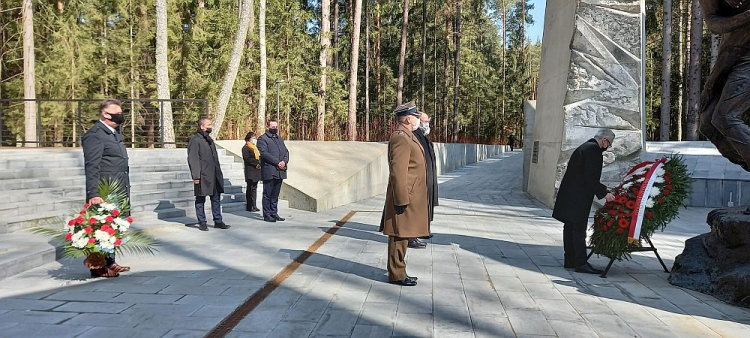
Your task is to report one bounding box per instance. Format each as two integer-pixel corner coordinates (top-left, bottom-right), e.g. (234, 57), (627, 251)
(527, 0), (546, 43)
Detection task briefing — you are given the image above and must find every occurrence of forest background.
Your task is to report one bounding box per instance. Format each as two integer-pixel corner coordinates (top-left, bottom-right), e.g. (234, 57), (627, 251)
(0, 0), (719, 146)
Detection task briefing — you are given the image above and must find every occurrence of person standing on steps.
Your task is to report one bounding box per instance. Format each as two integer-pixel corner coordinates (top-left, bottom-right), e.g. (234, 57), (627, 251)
(380, 101), (429, 286)
(188, 117), (230, 231)
(257, 119), (289, 223)
(242, 132), (262, 212)
(409, 111), (439, 249)
(82, 99), (131, 278)
(553, 129), (616, 274)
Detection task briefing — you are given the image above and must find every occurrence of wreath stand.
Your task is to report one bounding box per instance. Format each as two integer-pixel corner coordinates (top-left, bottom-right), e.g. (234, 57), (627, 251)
(587, 237), (671, 278)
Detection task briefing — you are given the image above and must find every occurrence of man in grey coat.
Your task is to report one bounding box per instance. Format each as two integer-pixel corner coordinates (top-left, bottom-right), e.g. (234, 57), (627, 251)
(188, 117), (229, 231)
(82, 99), (131, 277)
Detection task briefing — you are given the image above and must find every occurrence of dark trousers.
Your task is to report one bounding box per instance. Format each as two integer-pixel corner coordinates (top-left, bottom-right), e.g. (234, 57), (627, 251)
(195, 189), (223, 224)
(246, 180), (259, 210)
(262, 179), (283, 217)
(563, 222), (588, 267)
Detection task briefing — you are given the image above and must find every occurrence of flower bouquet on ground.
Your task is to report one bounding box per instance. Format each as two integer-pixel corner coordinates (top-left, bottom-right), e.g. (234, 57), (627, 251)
(32, 179), (157, 268)
(590, 155), (690, 261)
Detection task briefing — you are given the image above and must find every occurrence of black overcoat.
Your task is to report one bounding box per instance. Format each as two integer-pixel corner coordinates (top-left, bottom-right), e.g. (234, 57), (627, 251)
(187, 131), (225, 196)
(414, 129), (439, 222)
(82, 121), (130, 200)
(242, 145), (262, 182)
(552, 138), (608, 225)
(257, 131), (289, 181)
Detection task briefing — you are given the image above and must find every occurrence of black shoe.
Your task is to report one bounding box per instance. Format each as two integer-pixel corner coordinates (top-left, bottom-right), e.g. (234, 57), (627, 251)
(214, 222), (230, 229)
(407, 238), (427, 249)
(564, 262), (575, 269)
(264, 217), (277, 222)
(419, 233), (434, 239)
(198, 223), (209, 231)
(252, 207), (261, 212)
(273, 215), (285, 222)
(406, 275), (418, 281)
(388, 276), (417, 286)
(575, 263), (604, 275)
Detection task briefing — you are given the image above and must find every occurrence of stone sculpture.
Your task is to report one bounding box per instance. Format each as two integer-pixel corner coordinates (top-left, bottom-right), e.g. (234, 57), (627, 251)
(669, 0), (750, 308)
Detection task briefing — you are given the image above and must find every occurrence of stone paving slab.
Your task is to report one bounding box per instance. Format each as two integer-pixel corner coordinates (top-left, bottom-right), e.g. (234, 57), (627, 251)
(1, 152), (750, 337)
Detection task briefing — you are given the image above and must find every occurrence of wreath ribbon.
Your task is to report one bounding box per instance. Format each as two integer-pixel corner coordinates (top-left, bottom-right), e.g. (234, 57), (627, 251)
(627, 160), (664, 243)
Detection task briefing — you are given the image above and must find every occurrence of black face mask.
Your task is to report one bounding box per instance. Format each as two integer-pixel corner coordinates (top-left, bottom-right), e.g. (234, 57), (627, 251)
(108, 113), (125, 125)
(204, 128), (213, 134)
(269, 128), (278, 134)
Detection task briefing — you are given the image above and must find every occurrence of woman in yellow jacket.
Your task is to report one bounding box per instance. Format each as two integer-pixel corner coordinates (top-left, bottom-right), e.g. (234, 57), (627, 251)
(242, 132), (262, 212)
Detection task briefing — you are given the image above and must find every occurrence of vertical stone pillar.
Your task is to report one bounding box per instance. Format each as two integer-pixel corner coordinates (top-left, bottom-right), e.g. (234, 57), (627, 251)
(523, 100), (536, 193)
(527, 0), (645, 207)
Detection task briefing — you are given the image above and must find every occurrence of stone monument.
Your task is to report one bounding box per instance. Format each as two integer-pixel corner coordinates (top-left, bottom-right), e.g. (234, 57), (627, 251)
(527, 0), (645, 207)
(669, 0), (750, 308)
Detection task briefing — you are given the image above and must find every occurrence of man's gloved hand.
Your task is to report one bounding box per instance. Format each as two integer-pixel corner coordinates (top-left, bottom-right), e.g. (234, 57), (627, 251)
(395, 205), (407, 215)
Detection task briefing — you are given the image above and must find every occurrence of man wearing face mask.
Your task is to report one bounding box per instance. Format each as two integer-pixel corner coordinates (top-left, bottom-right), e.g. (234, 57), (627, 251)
(553, 129), (616, 274)
(82, 99), (131, 277)
(188, 117), (230, 231)
(242, 132), (262, 212)
(257, 119), (289, 223)
(379, 101), (429, 286)
(409, 111), (438, 249)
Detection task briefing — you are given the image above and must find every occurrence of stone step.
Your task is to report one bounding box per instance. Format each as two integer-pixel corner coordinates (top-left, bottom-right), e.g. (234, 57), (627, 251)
(0, 171), (194, 191)
(0, 233), (58, 280)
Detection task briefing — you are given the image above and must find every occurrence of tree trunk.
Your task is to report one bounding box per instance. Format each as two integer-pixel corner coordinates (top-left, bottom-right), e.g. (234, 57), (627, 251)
(365, 0), (370, 141)
(155, 0), (175, 148)
(317, 0), (332, 140)
(376, 1), (382, 139)
(210, 0), (255, 138)
(396, 0), (410, 106)
(420, 0), (427, 109)
(660, 0), (672, 141)
(710, 34), (720, 69)
(452, 0), (461, 142)
(500, 0), (506, 143)
(347, 0), (363, 141)
(443, 4), (451, 142)
(258, 0), (268, 132)
(686, 0), (702, 140)
(245, 0), (256, 130)
(677, 0), (686, 141)
(333, 0), (339, 69)
(22, 0), (37, 147)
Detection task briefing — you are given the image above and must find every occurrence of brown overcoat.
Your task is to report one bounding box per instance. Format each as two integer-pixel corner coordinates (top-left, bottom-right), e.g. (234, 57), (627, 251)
(379, 124), (429, 238)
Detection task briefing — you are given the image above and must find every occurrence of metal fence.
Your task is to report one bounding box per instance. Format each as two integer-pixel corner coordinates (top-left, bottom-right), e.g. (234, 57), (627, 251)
(0, 98), (209, 148)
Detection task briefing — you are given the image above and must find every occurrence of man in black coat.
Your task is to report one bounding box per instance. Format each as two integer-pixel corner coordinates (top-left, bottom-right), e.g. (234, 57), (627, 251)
(82, 99), (131, 277)
(257, 119), (289, 223)
(553, 129), (616, 274)
(508, 134), (517, 151)
(409, 111), (439, 249)
(188, 117), (229, 231)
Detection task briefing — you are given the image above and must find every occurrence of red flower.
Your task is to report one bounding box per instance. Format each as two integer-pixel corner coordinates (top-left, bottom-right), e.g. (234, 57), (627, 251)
(616, 228), (624, 234)
(114, 238), (122, 246)
(83, 203), (90, 209)
(625, 201), (636, 209)
(663, 190), (671, 196)
(665, 177), (672, 183)
(657, 197), (664, 204)
(666, 184), (673, 190)
(105, 216), (114, 223)
(607, 219), (615, 227)
(619, 218), (629, 228)
(107, 228), (116, 236)
(75, 216), (84, 225)
(617, 197), (627, 204)
(100, 225), (111, 232)
(84, 226), (93, 234)
(646, 211), (654, 219)
(608, 210), (617, 216)
(65, 233), (72, 241)
(126, 216), (133, 223)
(68, 219), (76, 226)
(79, 210), (86, 215)
(666, 170), (671, 175)
(112, 210), (120, 217)
(88, 237), (96, 244)
(88, 217), (97, 225)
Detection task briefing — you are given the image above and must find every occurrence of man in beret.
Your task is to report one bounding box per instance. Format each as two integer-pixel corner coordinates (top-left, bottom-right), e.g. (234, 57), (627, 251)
(379, 101), (429, 286)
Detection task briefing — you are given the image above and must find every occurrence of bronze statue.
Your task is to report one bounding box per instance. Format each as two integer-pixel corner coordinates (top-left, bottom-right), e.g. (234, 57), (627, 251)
(699, 0), (750, 171)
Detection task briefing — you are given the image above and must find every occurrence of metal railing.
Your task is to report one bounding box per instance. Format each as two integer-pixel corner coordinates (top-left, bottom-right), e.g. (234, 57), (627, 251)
(0, 98), (209, 148)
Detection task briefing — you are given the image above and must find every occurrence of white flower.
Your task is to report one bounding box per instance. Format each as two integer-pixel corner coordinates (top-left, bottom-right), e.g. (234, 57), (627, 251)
(73, 237), (88, 248)
(656, 168), (665, 176)
(645, 198), (654, 208)
(654, 177), (665, 184)
(94, 230), (111, 242)
(636, 177), (645, 183)
(650, 187), (661, 197)
(114, 218), (130, 232)
(100, 203), (116, 211)
(622, 182), (633, 189)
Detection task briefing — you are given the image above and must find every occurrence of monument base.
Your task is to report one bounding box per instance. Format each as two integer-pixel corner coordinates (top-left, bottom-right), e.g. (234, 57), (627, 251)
(669, 207), (750, 308)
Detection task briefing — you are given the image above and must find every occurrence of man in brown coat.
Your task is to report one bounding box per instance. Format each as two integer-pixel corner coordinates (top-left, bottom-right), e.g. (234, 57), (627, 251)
(380, 101), (429, 286)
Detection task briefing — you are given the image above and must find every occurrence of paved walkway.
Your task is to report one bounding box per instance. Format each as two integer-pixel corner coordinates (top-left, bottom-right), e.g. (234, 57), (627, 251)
(1, 152), (750, 338)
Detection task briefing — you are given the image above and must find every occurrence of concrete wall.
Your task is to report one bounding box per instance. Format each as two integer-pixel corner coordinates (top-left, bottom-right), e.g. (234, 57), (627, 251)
(523, 100), (536, 192)
(217, 140), (503, 212)
(528, 0), (578, 207)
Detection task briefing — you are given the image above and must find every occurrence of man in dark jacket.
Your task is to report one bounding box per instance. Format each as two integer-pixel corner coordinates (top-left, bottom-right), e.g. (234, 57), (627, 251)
(410, 111), (439, 249)
(508, 134), (517, 151)
(553, 129), (616, 274)
(83, 99), (131, 277)
(257, 119), (289, 223)
(242, 131), (262, 212)
(188, 117), (229, 231)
